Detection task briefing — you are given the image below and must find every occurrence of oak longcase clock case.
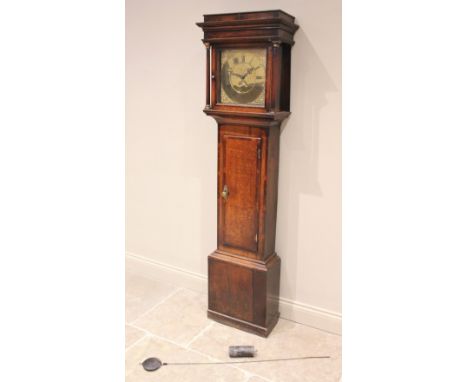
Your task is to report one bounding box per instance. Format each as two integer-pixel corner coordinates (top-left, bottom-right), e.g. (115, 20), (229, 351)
(197, 10), (298, 337)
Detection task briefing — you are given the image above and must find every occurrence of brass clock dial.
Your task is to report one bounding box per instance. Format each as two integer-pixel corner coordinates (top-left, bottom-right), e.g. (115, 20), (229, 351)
(219, 48), (266, 106)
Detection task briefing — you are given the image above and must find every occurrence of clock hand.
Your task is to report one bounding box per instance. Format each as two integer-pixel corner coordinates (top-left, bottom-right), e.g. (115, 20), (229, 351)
(241, 66), (261, 79)
(230, 72), (244, 79)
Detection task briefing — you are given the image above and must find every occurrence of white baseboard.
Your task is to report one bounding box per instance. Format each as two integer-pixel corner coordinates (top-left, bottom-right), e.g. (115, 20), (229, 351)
(126, 252), (207, 292)
(126, 252), (341, 335)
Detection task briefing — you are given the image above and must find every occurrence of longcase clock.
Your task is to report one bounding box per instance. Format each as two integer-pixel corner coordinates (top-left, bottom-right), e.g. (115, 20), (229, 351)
(197, 10), (299, 337)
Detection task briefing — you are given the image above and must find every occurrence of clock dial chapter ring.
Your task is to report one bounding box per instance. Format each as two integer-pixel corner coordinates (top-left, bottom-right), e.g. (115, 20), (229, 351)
(221, 61), (264, 104)
(219, 49), (266, 106)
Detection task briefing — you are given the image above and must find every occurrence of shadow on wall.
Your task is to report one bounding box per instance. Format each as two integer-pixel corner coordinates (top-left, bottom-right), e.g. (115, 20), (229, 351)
(277, 27), (339, 300)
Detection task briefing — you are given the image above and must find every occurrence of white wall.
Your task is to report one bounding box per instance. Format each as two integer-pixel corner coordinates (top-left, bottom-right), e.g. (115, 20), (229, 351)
(126, 0), (341, 332)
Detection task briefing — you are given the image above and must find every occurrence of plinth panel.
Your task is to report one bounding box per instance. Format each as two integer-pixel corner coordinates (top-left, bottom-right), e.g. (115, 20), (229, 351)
(208, 251), (281, 337)
(209, 256), (253, 322)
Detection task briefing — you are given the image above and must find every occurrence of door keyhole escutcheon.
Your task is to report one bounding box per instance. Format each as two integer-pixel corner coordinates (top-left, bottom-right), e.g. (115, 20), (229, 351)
(222, 184), (229, 201)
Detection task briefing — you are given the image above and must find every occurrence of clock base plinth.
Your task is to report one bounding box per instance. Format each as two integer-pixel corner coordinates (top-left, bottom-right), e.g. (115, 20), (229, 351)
(207, 251), (281, 337)
(207, 308), (279, 338)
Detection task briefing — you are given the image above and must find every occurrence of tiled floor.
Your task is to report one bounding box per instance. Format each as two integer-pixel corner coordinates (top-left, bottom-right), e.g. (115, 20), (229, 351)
(126, 271), (342, 382)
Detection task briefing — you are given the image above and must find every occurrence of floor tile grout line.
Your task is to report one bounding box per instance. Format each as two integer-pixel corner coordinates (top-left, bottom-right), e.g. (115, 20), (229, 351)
(184, 321), (214, 348)
(128, 323), (192, 350)
(126, 322), (151, 336)
(127, 287), (183, 325)
(125, 333), (151, 353)
(279, 316), (342, 337)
